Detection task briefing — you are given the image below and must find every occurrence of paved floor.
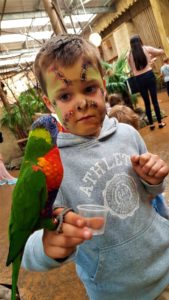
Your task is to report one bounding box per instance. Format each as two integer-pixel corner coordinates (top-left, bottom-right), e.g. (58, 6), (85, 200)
(0, 90), (169, 300)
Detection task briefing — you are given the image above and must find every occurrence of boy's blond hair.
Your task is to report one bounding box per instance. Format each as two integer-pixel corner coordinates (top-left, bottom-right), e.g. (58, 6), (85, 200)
(34, 34), (104, 96)
(108, 105), (140, 130)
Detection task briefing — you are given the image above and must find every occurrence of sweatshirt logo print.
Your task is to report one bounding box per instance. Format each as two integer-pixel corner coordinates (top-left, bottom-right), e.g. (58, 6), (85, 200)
(80, 153), (139, 219)
(103, 173), (139, 219)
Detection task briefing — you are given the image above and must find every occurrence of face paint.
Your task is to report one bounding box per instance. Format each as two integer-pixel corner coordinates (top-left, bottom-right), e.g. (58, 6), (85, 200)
(45, 57), (103, 102)
(85, 65), (104, 89)
(44, 69), (64, 125)
(81, 63), (89, 81)
(45, 70), (64, 103)
(87, 99), (98, 108)
(44, 57), (105, 131)
(63, 99), (98, 126)
(49, 66), (72, 86)
(55, 106), (64, 125)
(63, 109), (75, 127)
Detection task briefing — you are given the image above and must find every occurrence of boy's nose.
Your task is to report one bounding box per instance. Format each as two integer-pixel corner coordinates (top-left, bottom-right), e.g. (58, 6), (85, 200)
(76, 99), (88, 111)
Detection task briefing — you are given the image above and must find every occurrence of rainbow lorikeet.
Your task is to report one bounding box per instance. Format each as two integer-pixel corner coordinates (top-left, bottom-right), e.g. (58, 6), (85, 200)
(6, 115), (64, 300)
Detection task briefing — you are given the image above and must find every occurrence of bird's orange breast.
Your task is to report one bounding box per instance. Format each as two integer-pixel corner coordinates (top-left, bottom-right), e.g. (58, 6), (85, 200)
(37, 146), (63, 191)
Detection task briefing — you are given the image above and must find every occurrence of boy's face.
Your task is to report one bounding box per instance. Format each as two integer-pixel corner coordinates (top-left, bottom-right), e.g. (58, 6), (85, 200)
(43, 57), (106, 137)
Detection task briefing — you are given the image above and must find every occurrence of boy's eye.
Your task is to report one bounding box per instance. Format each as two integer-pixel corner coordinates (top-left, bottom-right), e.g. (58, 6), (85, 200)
(58, 93), (71, 102)
(85, 85), (97, 94)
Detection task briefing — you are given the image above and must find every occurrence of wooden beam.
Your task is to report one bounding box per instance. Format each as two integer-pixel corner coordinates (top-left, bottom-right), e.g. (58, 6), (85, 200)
(65, 6), (116, 15)
(43, 0), (66, 34)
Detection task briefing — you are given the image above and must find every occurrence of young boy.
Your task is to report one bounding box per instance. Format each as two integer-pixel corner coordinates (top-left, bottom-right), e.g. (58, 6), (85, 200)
(22, 34), (169, 300)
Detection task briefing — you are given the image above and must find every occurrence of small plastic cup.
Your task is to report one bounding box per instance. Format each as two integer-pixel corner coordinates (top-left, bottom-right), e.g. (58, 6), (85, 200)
(77, 204), (108, 236)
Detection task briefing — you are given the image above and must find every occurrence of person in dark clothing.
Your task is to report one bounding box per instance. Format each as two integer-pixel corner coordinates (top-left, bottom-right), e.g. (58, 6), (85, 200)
(0, 131), (3, 143)
(127, 34), (166, 130)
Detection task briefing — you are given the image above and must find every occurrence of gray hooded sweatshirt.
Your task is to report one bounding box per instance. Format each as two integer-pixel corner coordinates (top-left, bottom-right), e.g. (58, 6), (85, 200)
(22, 116), (169, 300)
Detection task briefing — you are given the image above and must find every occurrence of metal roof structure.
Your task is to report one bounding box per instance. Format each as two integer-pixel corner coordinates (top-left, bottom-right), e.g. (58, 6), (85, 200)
(0, 0), (116, 77)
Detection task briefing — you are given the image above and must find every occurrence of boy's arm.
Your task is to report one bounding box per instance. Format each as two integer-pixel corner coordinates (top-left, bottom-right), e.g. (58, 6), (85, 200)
(129, 126), (169, 195)
(22, 209), (104, 271)
(21, 229), (64, 271)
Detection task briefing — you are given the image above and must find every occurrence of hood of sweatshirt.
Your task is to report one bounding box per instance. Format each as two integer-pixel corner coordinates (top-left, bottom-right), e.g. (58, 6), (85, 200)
(57, 115), (118, 148)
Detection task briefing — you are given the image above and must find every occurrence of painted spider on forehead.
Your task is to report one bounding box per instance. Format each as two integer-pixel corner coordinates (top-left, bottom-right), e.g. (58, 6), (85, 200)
(49, 66), (72, 86)
(80, 61), (92, 81)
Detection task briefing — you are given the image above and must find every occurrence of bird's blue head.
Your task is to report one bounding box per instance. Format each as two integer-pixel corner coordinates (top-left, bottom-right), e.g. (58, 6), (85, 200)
(31, 115), (59, 145)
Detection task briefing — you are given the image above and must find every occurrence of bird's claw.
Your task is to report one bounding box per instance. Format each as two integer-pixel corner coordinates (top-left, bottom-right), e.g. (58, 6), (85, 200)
(53, 207), (74, 233)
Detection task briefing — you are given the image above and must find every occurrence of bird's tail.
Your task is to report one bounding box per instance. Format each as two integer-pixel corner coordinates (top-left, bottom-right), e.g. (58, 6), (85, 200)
(11, 255), (21, 300)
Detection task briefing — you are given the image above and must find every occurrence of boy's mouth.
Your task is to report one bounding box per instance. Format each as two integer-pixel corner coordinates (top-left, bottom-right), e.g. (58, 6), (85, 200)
(77, 115), (95, 122)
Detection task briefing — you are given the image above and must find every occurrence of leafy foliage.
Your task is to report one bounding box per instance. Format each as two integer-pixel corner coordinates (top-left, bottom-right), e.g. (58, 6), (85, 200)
(102, 53), (129, 94)
(102, 54), (138, 108)
(18, 88), (46, 123)
(0, 88), (48, 139)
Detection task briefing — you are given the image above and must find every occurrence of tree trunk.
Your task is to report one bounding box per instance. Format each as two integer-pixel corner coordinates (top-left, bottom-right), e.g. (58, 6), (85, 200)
(0, 88), (11, 113)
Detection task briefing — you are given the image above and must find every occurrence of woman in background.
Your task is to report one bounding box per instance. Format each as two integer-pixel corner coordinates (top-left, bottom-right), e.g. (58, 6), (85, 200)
(0, 131), (17, 185)
(127, 34), (166, 130)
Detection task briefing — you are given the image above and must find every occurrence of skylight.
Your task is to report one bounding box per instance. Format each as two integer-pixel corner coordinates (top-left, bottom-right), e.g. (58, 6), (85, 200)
(0, 13), (96, 68)
(1, 17), (50, 29)
(0, 31), (53, 44)
(0, 13), (95, 44)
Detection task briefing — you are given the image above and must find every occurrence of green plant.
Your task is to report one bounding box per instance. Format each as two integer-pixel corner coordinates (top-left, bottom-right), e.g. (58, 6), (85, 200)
(130, 93), (138, 108)
(0, 88), (48, 139)
(102, 54), (128, 93)
(102, 54), (138, 109)
(1, 105), (28, 138)
(18, 88), (46, 123)
(154, 71), (166, 91)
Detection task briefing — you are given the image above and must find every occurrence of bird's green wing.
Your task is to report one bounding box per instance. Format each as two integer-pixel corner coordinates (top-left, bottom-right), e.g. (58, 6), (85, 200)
(6, 166), (47, 266)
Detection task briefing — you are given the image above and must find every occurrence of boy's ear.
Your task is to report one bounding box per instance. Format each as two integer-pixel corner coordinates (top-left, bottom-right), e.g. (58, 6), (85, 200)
(103, 79), (106, 89)
(102, 79), (107, 97)
(42, 95), (55, 113)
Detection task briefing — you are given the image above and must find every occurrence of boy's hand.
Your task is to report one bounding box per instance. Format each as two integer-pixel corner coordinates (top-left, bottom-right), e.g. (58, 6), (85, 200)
(43, 208), (104, 260)
(131, 152), (169, 185)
